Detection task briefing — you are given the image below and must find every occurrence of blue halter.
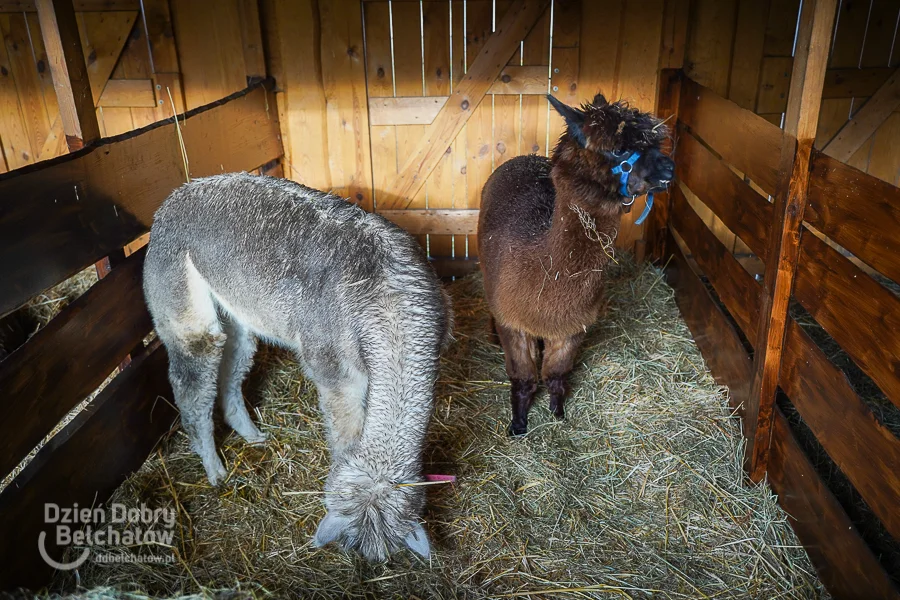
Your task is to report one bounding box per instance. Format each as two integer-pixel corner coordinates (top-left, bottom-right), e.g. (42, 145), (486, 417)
(610, 151), (654, 226)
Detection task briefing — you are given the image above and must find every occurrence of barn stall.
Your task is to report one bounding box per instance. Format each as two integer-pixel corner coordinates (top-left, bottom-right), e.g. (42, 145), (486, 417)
(0, 0), (898, 597)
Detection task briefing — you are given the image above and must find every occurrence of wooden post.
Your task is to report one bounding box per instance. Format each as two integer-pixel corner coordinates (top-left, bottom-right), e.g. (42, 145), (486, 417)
(647, 68), (682, 263)
(745, 0), (837, 481)
(35, 0), (100, 151)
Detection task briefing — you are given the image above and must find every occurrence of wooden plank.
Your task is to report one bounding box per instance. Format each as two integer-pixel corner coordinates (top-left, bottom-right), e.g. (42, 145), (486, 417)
(658, 0), (689, 70)
(793, 229), (900, 410)
(1, 13), (52, 158)
(36, 0), (101, 150)
(260, 0), (329, 191)
(390, 0), (426, 221)
(379, 209), (479, 235)
(0, 14), (38, 168)
(675, 128), (773, 259)
(76, 10), (137, 103)
(781, 318), (900, 542)
(767, 410), (900, 599)
(0, 248), (151, 479)
(422, 0), (453, 258)
(171, 0), (246, 110)
(381, 0), (550, 208)
(806, 150), (900, 282)
(369, 96), (448, 126)
(645, 68), (680, 263)
(615, 0), (665, 253)
(361, 0), (395, 209)
(683, 0), (738, 97)
(238, 0), (266, 79)
(0, 0), (138, 9)
(546, 0), (578, 145)
(762, 0), (800, 56)
(0, 81), (281, 318)
(670, 185), (761, 340)
(0, 343), (176, 591)
(665, 229), (752, 414)
(825, 67), (895, 98)
(463, 0), (494, 257)
(96, 78), (155, 107)
(487, 65), (548, 94)
(746, 0), (836, 482)
(578, 0), (620, 99)
(319, 0), (373, 210)
(755, 56), (792, 114)
(822, 67), (900, 162)
(728, 0), (769, 110)
(678, 76), (788, 195)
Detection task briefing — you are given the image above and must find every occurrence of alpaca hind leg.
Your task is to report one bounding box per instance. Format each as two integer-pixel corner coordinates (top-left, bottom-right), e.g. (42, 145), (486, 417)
(218, 317), (267, 444)
(541, 332), (585, 420)
(496, 324), (539, 436)
(167, 330), (228, 485)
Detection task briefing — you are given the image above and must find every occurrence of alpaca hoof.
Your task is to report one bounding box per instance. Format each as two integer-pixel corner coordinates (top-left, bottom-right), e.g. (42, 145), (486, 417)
(204, 459), (229, 486)
(508, 421), (528, 437)
(242, 429), (269, 446)
(549, 396), (565, 420)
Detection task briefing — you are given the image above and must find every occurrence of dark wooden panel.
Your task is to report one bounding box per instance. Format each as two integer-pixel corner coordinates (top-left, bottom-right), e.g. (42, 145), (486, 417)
(675, 128), (774, 259)
(0, 248), (151, 480)
(0, 80), (283, 318)
(678, 76), (792, 196)
(806, 150), (900, 284)
(646, 68), (682, 263)
(664, 230), (751, 415)
(768, 411), (900, 599)
(824, 67), (895, 99)
(0, 344), (176, 591)
(781, 318), (900, 542)
(670, 186), (762, 341)
(794, 229), (900, 410)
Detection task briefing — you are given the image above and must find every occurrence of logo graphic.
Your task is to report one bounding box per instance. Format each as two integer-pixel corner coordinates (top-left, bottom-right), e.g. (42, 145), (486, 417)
(39, 503), (176, 570)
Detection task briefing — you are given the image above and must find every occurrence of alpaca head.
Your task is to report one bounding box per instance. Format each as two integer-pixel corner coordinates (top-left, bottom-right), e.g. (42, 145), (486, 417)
(548, 92), (674, 200)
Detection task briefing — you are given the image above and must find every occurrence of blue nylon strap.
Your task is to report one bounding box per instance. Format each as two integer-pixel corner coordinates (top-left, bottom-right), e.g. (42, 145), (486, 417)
(634, 193), (654, 226)
(611, 151), (655, 225)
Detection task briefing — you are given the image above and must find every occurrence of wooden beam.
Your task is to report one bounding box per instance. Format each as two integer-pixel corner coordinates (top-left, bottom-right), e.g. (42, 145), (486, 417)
(0, 0), (138, 10)
(0, 81), (281, 318)
(97, 78), (157, 107)
(35, 0), (100, 150)
(745, 0), (837, 482)
(369, 97), (448, 126)
(378, 209), (479, 235)
(823, 66), (900, 162)
(487, 65), (548, 94)
(380, 0), (549, 209)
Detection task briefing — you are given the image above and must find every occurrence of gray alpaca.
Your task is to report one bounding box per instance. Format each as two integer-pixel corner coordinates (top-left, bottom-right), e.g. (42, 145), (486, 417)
(143, 173), (450, 561)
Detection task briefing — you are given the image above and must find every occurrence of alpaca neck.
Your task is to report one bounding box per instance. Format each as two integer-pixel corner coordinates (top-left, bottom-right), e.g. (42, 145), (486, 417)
(544, 167), (622, 271)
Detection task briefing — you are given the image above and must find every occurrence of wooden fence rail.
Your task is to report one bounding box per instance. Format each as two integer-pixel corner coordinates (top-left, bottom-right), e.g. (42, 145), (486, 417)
(658, 67), (900, 599)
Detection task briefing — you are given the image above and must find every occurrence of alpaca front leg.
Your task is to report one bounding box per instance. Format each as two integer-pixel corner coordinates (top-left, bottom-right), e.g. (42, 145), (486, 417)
(496, 324), (539, 436)
(315, 367), (368, 460)
(542, 332), (585, 420)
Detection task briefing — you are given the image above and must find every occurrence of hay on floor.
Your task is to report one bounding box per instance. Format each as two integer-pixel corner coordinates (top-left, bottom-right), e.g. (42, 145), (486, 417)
(50, 258), (826, 599)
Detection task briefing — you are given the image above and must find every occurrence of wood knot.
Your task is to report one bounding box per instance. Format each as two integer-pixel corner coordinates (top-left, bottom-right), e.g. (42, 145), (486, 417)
(0, 66), (7, 76)
(36, 60), (45, 73)
(355, 192), (364, 201)
(377, 66), (385, 78)
(461, 99), (470, 110)
(346, 45), (358, 58)
(496, 141), (507, 154)
(479, 144), (490, 157)
(460, 166), (467, 175)
(436, 67), (443, 78)
(532, 144), (540, 152)
(501, 73), (511, 83)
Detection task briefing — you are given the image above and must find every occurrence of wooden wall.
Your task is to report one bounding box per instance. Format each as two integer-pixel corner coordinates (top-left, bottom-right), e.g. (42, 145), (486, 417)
(684, 0), (900, 257)
(0, 0), (264, 171)
(2, 0), (896, 263)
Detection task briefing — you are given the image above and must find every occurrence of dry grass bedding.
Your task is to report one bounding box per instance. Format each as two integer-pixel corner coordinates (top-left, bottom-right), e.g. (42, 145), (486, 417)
(47, 258), (826, 599)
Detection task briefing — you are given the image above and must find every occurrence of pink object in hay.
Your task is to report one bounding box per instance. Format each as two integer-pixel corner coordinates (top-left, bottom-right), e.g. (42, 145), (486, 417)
(424, 474), (457, 483)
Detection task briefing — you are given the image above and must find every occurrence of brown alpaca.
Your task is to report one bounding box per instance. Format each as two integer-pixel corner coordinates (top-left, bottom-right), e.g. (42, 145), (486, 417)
(478, 92), (674, 435)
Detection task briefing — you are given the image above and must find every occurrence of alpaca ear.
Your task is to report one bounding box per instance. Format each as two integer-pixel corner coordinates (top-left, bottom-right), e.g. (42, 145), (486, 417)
(404, 522), (431, 559)
(547, 94), (587, 147)
(314, 512), (351, 547)
(591, 93), (608, 106)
